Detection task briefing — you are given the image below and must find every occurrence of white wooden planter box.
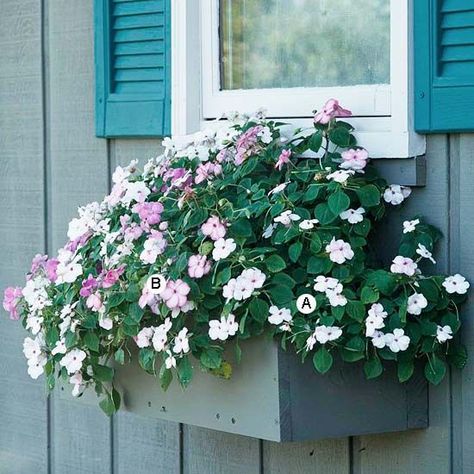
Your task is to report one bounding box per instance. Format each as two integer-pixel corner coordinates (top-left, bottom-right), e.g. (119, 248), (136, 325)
(113, 337), (428, 442)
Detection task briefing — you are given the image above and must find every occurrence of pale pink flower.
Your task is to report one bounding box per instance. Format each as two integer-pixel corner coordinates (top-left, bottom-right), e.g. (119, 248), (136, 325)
(79, 275), (98, 297)
(325, 237), (354, 264)
(3, 287), (22, 320)
(162, 279), (191, 310)
(390, 256), (417, 276)
(132, 201), (164, 226)
(275, 149), (292, 171)
(195, 162), (222, 185)
(102, 267), (124, 288)
(340, 148), (369, 171)
(86, 292), (103, 312)
(235, 126), (262, 165)
(188, 255), (211, 279)
(313, 99), (352, 125)
(201, 216), (226, 241)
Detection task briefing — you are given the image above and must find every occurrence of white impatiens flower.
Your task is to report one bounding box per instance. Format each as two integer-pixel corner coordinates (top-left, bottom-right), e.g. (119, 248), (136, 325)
(240, 268), (266, 289)
(165, 351), (177, 369)
(274, 210), (301, 226)
(268, 182), (289, 196)
(23, 337), (42, 359)
(27, 354), (47, 380)
(365, 303), (388, 337)
(306, 333), (317, 351)
(233, 277), (254, 301)
(390, 256), (418, 276)
(173, 328), (190, 354)
(407, 293), (428, 315)
(70, 372), (85, 398)
(135, 327), (154, 348)
(26, 315), (44, 335)
(139, 233), (167, 264)
(326, 169), (355, 184)
(325, 237), (354, 264)
(437, 325), (453, 343)
(121, 181), (150, 205)
(51, 339), (67, 356)
(263, 223), (277, 238)
(339, 207), (365, 224)
(222, 278), (237, 300)
(268, 306), (292, 325)
(383, 184), (411, 205)
(326, 289), (348, 307)
(152, 318), (172, 352)
(208, 314), (239, 341)
(416, 244), (436, 264)
(371, 330), (387, 349)
(299, 219), (319, 230)
(98, 313), (114, 330)
(314, 276), (341, 293)
(67, 217), (90, 241)
(403, 219), (420, 234)
(60, 349), (87, 375)
(385, 329), (410, 353)
(212, 238), (237, 261)
(258, 126), (273, 144)
(56, 255), (83, 285)
(314, 325), (343, 344)
(442, 274), (470, 295)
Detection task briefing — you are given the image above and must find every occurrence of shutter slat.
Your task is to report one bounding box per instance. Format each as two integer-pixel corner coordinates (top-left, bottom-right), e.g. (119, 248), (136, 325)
(415, 0), (474, 132)
(114, 54), (164, 69)
(114, 26), (164, 42)
(113, 0), (164, 16)
(95, 0), (171, 137)
(114, 13), (164, 29)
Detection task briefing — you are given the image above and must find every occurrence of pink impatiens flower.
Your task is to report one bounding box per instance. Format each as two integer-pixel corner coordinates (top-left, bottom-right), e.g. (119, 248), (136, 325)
(3, 287), (22, 320)
(162, 279), (191, 310)
(235, 125), (262, 165)
(313, 99), (352, 125)
(340, 148), (369, 171)
(195, 162), (222, 185)
(275, 149), (292, 171)
(79, 274), (98, 297)
(133, 201), (164, 226)
(86, 292), (103, 312)
(102, 266), (124, 289)
(201, 216), (226, 241)
(188, 255), (211, 279)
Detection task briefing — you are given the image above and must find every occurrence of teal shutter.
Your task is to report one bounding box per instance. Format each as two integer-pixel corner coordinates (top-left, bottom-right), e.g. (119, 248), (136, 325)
(415, 0), (474, 133)
(95, 0), (171, 137)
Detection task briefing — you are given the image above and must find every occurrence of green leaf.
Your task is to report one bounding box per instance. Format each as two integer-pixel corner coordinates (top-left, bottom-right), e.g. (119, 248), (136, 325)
(308, 131), (323, 152)
(187, 208), (208, 229)
(216, 267), (232, 286)
(231, 218), (253, 238)
(328, 191), (350, 215)
(329, 126), (351, 147)
(114, 348), (125, 365)
(315, 203), (337, 225)
(447, 344), (468, 370)
(360, 286), (379, 304)
(159, 364), (173, 391)
(418, 278), (439, 302)
(289, 242), (303, 263)
(268, 285), (294, 306)
(129, 303), (144, 323)
(271, 273), (296, 289)
(108, 292), (125, 308)
(93, 365), (114, 383)
(265, 254), (287, 273)
(313, 347), (333, 374)
(364, 357), (383, 379)
(125, 283), (140, 302)
(366, 270), (398, 295)
(307, 256), (332, 274)
(346, 301), (365, 322)
(99, 394), (116, 416)
(302, 184), (322, 203)
(310, 234), (322, 253)
(424, 356), (447, 385)
(200, 349), (222, 369)
(177, 357), (193, 387)
(138, 348), (156, 374)
(249, 298), (270, 323)
(356, 185), (381, 207)
(397, 360), (414, 382)
(84, 331), (100, 353)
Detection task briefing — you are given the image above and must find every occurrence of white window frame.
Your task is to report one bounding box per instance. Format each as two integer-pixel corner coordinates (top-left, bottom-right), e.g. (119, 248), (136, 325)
(171, 0), (425, 158)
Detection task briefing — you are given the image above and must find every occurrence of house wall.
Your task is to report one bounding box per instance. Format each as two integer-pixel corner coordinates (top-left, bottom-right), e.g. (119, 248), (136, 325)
(0, 1), (473, 473)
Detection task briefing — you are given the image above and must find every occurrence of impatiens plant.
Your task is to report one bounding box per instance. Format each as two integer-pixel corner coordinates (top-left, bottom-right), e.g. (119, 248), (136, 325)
(3, 100), (470, 415)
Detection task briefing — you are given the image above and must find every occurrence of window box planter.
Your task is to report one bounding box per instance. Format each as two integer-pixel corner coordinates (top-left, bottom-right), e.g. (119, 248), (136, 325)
(114, 337), (428, 442)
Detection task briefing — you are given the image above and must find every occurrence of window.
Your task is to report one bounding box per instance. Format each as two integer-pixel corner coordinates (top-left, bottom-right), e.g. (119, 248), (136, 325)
(172, 0), (425, 158)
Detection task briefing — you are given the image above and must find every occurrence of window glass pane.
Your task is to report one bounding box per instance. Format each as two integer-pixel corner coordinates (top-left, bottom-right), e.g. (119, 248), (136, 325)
(219, 0), (390, 90)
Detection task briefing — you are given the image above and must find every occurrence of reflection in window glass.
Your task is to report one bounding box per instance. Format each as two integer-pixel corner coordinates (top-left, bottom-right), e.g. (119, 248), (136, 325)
(220, 0), (390, 90)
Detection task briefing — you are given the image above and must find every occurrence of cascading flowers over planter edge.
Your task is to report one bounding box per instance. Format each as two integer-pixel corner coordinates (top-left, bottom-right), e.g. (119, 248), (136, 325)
(3, 100), (470, 415)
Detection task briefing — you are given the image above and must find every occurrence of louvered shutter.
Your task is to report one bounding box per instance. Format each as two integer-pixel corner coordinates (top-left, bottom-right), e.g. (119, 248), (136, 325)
(95, 0), (171, 137)
(415, 0), (474, 132)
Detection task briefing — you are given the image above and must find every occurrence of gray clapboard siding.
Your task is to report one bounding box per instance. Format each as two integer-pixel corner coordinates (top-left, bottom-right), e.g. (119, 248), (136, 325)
(0, 1), (48, 473)
(47, 1), (110, 473)
(1, 0), (474, 473)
